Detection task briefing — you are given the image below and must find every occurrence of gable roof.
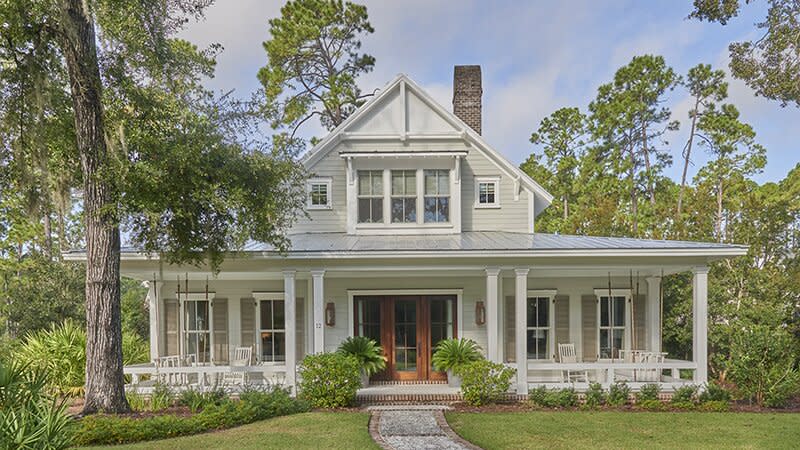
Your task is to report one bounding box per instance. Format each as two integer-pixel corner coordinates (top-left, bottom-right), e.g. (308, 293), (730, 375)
(300, 74), (554, 213)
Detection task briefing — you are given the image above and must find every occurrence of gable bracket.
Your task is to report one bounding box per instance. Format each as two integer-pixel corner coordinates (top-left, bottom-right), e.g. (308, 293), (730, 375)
(513, 176), (521, 201)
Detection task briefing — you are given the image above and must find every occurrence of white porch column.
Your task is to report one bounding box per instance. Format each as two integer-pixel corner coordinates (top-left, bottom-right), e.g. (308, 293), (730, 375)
(283, 270), (297, 390)
(514, 268), (529, 395)
(147, 281), (162, 361)
(646, 276), (662, 352)
(692, 266), (709, 384)
(485, 268), (501, 362)
(311, 269), (325, 354)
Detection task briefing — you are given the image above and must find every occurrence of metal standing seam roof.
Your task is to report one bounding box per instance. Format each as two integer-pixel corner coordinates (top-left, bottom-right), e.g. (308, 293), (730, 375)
(221, 231), (746, 254)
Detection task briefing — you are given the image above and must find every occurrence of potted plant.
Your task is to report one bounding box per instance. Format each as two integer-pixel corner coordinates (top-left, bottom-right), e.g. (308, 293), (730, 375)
(337, 336), (386, 386)
(432, 338), (483, 387)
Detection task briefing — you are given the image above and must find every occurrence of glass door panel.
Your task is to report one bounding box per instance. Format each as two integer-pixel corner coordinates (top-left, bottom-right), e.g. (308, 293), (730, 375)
(393, 299), (418, 373)
(428, 296), (454, 376)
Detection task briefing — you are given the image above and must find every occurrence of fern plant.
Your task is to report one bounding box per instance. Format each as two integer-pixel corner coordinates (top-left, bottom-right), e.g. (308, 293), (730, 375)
(431, 338), (482, 374)
(336, 336), (386, 376)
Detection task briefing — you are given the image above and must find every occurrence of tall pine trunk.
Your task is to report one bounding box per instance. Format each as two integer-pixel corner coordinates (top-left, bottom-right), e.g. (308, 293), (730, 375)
(677, 97), (700, 221)
(58, 0), (128, 414)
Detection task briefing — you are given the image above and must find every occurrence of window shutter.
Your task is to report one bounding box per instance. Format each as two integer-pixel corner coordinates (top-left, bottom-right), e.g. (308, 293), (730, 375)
(582, 295), (597, 362)
(213, 299), (229, 363)
(164, 299), (179, 356)
(240, 298), (256, 353)
(554, 295), (570, 359)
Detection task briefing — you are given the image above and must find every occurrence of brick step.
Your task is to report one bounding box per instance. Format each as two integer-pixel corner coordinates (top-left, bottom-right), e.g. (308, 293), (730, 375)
(357, 393), (528, 406)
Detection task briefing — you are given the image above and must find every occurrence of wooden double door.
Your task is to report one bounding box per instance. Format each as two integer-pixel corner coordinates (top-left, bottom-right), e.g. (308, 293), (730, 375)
(353, 295), (456, 381)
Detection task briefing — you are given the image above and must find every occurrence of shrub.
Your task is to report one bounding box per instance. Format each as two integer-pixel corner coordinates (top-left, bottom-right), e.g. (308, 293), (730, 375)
(126, 389), (148, 412)
(431, 338), (483, 374)
(637, 399), (665, 411)
(528, 386), (548, 407)
(297, 353), (361, 408)
(337, 336), (386, 376)
(14, 320), (149, 397)
(698, 400), (730, 412)
(607, 381), (630, 407)
(635, 383), (661, 403)
(584, 382), (607, 408)
(178, 387), (228, 413)
(671, 385), (699, 404)
(548, 388), (578, 408)
(459, 359), (515, 406)
(0, 360), (74, 450)
(698, 381), (732, 403)
(725, 324), (800, 407)
(74, 386), (309, 446)
(149, 383), (174, 411)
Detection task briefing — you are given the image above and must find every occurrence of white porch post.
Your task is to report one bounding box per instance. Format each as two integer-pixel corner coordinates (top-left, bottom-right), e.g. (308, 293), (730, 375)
(283, 270), (297, 390)
(692, 266), (709, 384)
(311, 269), (325, 354)
(485, 268), (501, 362)
(147, 281), (162, 361)
(514, 268), (529, 394)
(646, 276), (662, 352)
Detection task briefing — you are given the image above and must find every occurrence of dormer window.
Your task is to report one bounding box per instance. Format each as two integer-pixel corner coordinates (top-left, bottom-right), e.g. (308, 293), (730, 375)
(307, 178), (332, 209)
(424, 170), (450, 223)
(391, 170), (417, 223)
(476, 177), (500, 208)
(358, 170), (384, 223)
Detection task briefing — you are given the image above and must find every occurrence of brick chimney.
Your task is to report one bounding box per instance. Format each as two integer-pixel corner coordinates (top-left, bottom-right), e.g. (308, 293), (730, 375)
(453, 65), (482, 134)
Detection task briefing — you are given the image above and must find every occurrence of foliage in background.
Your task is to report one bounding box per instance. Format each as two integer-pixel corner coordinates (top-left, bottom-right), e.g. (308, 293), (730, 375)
(431, 338), (483, 374)
(74, 386), (308, 446)
(0, 360), (74, 450)
(121, 278), (149, 341)
(297, 353), (361, 408)
(459, 359), (515, 406)
(336, 336), (386, 376)
(13, 320), (148, 397)
(259, 0), (375, 135)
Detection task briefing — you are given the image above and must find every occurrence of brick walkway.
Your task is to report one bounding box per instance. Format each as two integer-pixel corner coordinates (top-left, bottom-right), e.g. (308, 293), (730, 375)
(368, 406), (481, 450)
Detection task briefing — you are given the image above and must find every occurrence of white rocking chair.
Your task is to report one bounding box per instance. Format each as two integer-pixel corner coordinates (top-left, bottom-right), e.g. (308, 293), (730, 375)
(558, 343), (589, 383)
(223, 346), (252, 386)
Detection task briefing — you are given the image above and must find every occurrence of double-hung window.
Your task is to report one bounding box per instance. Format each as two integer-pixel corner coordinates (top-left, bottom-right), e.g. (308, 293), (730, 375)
(526, 296), (551, 360)
(597, 293), (628, 359)
(259, 298), (286, 363)
(358, 170), (384, 223)
(424, 169), (450, 223)
(184, 298), (211, 363)
(391, 170), (417, 223)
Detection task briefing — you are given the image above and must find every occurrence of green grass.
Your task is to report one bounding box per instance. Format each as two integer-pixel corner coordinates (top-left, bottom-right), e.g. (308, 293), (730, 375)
(79, 412), (377, 450)
(446, 411), (800, 449)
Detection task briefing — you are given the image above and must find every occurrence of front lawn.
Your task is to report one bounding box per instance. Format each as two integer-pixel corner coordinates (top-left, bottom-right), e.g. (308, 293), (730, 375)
(80, 412), (377, 450)
(446, 411), (800, 449)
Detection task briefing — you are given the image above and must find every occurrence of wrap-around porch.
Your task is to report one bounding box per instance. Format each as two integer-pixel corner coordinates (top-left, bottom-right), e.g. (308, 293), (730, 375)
(126, 263), (710, 393)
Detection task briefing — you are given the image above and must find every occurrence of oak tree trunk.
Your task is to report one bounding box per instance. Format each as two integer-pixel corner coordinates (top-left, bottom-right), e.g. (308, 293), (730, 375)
(57, 0), (128, 414)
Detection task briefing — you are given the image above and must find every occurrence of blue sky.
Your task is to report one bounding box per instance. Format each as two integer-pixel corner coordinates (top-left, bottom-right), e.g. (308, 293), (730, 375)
(181, 0), (800, 184)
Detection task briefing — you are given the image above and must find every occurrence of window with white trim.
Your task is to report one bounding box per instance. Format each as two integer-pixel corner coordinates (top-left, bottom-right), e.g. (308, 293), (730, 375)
(526, 296), (551, 360)
(358, 170), (384, 223)
(258, 298), (286, 363)
(184, 299), (211, 364)
(307, 178), (331, 209)
(476, 177), (500, 207)
(424, 169), (450, 223)
(391, 170), (417, 223)
(598, 294), (627, 359)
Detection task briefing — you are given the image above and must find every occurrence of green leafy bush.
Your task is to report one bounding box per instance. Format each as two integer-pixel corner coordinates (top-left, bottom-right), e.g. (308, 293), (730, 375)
(725, 324), (800, 407)
(637, 399), (665, 411)
(149, 383), (174, 411)
(635, 383), (661, 403)
(584, 382), (607, 408)
(337, 336), (386, 376)
(13, 320), (148, 397)
(607, 381), (631, 406)
(528, 386), (548, 406)
(177, 387), (228, 413)
(698, 400), (730, 412)
(671, 385), (699, 404)
(0, 360), (74, 450)
(431, 338), (483, 374)
(548, 388), (578, 407)
(297, 353), (361, 408)
(74, 387), (308, 446)
(699, 381), (732, 403)
(126, 389), (148, 412)
(459, 359), (515, 406)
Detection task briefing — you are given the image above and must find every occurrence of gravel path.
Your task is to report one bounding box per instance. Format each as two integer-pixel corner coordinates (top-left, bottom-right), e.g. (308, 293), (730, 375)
(368, 406), (481, 450)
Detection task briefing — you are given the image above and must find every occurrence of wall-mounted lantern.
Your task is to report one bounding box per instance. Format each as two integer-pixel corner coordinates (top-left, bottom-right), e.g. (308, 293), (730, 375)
(325, 302), (336, 327)
(475, 301), (486, 326)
